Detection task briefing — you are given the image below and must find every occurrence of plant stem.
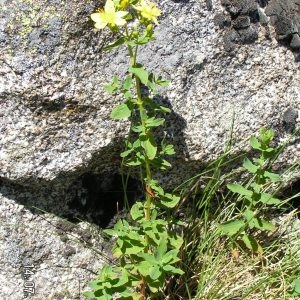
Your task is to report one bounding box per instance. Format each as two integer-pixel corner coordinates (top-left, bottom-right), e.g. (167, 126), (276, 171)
(126, 41), (153, 223)
(126, 35), (153, 298)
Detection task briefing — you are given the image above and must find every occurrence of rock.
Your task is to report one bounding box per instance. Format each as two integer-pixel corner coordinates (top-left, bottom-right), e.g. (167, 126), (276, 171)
(0, 0), (299, 185)
(219, 0), (259, 50)
(0, 191), (106, 300)
(214, 13), (231, 29)
(290, 33), (300, 49)
(275, 16), (298, 40)
(223, 25), (258, 50)
(237, 25), (259, 43)
(232, 15), (251, 29)
(265, 0), (300, 49)
(1, 0), (300, 298)
(283, 108), (299, 133)
(257, 7), (270, 26)
(205, 0), (213, 11)
(221, 0), (257, 17)
(223, 28), (240, 51)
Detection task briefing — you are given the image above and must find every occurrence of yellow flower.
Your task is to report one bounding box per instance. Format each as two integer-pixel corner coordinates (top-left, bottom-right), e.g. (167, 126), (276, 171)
(91, 0), (128, 29)
(133, 0), (161, 25)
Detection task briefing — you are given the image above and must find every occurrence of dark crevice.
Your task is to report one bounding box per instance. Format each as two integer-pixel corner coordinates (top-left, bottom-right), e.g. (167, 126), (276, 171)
(278, 179), (300, 213)
(67, 173), (142, 228)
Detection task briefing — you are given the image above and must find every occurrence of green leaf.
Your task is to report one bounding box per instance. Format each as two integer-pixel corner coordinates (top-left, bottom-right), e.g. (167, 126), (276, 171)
(114, 219), (127, 231)
(145, 117), (165, 128)
(132, 139), (141, 148)
(242, 235), (262, 253)
(129, 64), (149, 85)
(253, 158), (265, 166)
(83, 291), (96, 299)
(161, 249), (180, 265)
(156, 238), (168, 260)
(137, 260), (154, 277)
(264, 171), (280, 182)
(122, 240), (145, 255)
(160, 193), (180, 208)
(260, 193), (281, 205)
(261, 219), (276, 231)
(162, 144), (175, 155)
(147, 279), (161, 293)
(134, 34), (154, 45)
(112, 246), (122, 258)
(264, 147), (275, 153)
(243, 209), (255, 228)
(125, 156), (143, 166)
(168, 233), (184, 249)
(158, 105), (171, 113)
(123, 90), (133, 100)
(218, 219), (245, 236)
(251, 182), (261, 194)
(103, 37), (125, 51)
(122, 75), (132, 91)
(259, 127), (274, 144)
(120, 148), (133, 158)
(250, 136), (262, 150)
(110, 103), (131, 119)
(147, 180), (164, 195)
(149, 266), (162, 280)
(137, 252), (159, 264)
(141, 133), (157, 160)
(104, 228), (117, 236)
(89, 281), (100, 290)
(243, 158), (259, 174)
(132, 125), (143, 133)
(114, 269), (129, 287)
(254, 218), (276, 231)
(156, 75), (170, 87)
(105, 76), (119, 93)
(227, 183), (253, 197)
(151, 158), (172, 170)
(130, 202), (144, 221)
(163, 264), (184, 275)
(127, 231), (144, 241)
(289, 279), (300, 295)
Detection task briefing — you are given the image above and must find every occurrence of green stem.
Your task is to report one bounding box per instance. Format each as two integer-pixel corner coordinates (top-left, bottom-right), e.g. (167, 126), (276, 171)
(125, 27), (153, 299)
(126, 38), (153, 223)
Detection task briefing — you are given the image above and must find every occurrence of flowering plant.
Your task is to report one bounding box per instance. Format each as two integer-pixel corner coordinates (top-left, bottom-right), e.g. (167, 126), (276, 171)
(84, 1), (183, 299)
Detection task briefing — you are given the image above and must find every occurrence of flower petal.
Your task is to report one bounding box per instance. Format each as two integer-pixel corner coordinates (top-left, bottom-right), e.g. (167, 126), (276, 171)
(91, 12), (102, 23)
(91, 12), (108, 29)
(116, 11), (128, 18)
(114, 17), (127, 26)
(105, 0), (115, 14)
(94, 20), (108, 29)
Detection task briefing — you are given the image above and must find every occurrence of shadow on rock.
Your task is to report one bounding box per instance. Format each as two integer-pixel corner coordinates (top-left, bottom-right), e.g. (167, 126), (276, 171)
(0, 96), (189, 229)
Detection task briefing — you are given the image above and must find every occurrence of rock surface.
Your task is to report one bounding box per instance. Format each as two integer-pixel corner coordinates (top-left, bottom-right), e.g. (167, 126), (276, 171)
(265, 0), (300, 49)
(1, 0), (300, 298)
(0, 189), (106, 300)
(0, 0), (299, 185)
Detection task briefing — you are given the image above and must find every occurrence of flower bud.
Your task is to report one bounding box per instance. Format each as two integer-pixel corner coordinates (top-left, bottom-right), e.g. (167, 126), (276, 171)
(120, 0), (129, 9)
(146, 24), (153, 33)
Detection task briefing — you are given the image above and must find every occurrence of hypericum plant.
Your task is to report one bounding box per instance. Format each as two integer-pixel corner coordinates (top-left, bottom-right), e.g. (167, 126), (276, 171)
(85, 1), (183, 299)
(219, 128), (281, 253)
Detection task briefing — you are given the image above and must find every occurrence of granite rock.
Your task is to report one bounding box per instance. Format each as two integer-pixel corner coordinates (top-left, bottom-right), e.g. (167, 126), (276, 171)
(221, 0), (258, 17)
(1, 0), (300, 298)
(291, 32), (300, 49)
(0, 0), (299, 186)
(232, 15), (251, 29)
(265, 0), (300, 49)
